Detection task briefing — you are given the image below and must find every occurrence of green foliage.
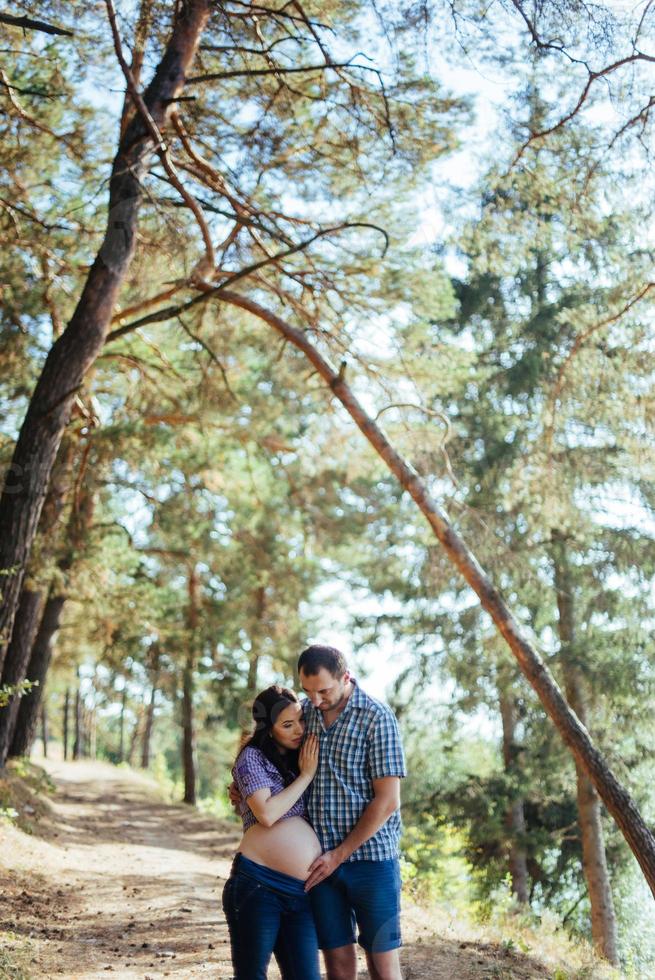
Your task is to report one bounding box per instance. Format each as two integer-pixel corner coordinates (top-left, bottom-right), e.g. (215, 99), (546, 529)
(0, 680), (37, 708)
(401, 816), (473, 909)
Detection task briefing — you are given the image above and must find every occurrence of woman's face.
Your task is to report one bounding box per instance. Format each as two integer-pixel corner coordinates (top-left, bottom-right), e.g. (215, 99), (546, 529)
(271, 701), (305, 752)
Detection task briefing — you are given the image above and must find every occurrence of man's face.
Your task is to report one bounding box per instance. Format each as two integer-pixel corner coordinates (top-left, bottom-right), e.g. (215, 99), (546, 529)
(299, 666), (350, 713)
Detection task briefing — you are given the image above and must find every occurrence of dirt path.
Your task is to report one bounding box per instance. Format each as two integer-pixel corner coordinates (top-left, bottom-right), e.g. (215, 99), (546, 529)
(0, 758), (598, 979)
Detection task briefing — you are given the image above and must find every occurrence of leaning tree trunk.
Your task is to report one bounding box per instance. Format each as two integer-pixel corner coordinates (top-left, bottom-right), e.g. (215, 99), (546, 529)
(0, 0), (212, 672)
(553, 537), (619, 964)
(0, 588), (45, 766)
(9, 592), (66, 759)
(499, 689), (529, 905)
(219, 289), (655, 900)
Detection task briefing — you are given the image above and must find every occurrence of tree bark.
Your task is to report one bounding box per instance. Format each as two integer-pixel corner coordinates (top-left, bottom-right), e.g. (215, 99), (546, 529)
(499, 690), (529, 904)
(0, 0), (212, 672)
(9, 593), (66, 758)
(553, 538), (619, 964)
(0, 588), (45, 767)
(220, 289), (655, 900)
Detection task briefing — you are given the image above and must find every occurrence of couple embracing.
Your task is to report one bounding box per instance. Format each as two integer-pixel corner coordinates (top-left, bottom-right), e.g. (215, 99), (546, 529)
(223, 644), (406, 980)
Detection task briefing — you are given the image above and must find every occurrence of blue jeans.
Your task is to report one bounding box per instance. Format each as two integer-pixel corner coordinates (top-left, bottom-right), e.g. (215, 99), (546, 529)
(222, 854), (321, 980)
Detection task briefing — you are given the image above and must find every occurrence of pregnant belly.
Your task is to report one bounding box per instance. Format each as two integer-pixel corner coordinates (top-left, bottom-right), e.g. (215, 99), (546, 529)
(238, 816), (322, 880)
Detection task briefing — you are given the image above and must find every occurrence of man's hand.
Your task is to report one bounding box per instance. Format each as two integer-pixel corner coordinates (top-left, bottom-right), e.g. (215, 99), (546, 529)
(227, 781), (242, 811)
(304, 848), (344, 891)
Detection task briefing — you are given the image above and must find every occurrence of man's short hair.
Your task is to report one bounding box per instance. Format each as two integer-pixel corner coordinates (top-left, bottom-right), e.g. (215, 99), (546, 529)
(298, 644), (348, 678)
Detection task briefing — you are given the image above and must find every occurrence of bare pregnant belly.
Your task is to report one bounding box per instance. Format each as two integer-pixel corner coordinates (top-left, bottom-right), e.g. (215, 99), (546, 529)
(238, 816), (322, 880)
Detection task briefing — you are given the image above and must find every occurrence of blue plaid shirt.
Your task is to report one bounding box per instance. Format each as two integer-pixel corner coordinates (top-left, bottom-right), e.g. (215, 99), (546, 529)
(303, 679), (406, 861)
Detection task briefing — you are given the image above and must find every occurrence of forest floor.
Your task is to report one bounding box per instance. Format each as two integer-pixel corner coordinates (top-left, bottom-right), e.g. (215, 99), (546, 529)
(0, 757), (620, 980)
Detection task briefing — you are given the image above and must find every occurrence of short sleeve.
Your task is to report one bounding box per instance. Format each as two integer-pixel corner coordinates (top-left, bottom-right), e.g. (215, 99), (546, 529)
(368, 709), (407, 781)
(234, 747), (275, 800)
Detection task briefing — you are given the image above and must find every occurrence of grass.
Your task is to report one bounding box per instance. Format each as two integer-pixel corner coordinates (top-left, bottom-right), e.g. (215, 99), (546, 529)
(403, 889), (626, 980)
(464, 905), (623, 979)
(0, 759), (54, 834)
(0, 931), (35, 979)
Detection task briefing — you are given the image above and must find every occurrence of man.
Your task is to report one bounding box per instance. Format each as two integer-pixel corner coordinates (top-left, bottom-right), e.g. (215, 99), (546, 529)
(297, 644), (406, 980)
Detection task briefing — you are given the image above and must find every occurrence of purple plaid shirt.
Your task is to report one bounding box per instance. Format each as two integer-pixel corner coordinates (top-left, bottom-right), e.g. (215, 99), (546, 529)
(233, 746), (307, 831)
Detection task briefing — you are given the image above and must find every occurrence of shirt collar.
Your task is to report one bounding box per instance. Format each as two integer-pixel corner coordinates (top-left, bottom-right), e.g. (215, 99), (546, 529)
(302, 676), (366, 723)
(346, 677), (366, 712)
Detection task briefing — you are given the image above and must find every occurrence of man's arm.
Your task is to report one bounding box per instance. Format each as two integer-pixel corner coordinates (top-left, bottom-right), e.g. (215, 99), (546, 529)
(304, 776), (400, 890)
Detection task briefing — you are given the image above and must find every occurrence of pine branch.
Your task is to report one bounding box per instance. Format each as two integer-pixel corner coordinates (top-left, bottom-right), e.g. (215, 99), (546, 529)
(186, 60), (376, 83)
(104, 222), (389, 343)
(0, 11), (73, 36)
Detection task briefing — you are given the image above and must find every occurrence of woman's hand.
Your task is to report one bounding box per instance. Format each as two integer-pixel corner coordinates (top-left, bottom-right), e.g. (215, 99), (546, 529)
(298, 732), (319, 779)
(227, 781), (242, 810)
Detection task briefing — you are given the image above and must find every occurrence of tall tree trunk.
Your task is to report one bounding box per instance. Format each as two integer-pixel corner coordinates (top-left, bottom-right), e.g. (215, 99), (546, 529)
(243, 584), (267, 712)
(141, 645), (160, 769)
(499, 689), (529, 905)
(0, 588), (45, 767)
(118, 683), (127, 763)
(119, 0), (154, 137)
(182, 566), (199, 805)
(73, 676), (82, 760)
(9, 593), (66, 758)
(182, 652), (196, 804)
(4, 431), (83, 761)
(40, 702), (48, 758)
(0, 0), (212, 671)
(246, 647), (260, 697)
(553, 538), (619, 965)
(63, 688), (70, 760)
(127, 710), (143, 766)
(88, 706), (96, 759)
(127, 707), (143, 766)
(220, 291), (655, 899)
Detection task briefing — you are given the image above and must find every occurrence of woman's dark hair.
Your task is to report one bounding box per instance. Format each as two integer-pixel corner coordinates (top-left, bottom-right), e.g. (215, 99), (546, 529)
(236, 685), (300, 784)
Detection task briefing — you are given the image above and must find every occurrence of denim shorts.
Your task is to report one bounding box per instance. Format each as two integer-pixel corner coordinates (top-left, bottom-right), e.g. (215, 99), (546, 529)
(309, 858), (402, 953)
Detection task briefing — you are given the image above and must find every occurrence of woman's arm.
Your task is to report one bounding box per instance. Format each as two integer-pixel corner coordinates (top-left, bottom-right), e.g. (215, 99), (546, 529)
(246, 734), (318, 828)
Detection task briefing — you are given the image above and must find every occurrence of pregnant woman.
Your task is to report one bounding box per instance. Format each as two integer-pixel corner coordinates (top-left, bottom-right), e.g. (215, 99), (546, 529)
(222, 684), (322, 979)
